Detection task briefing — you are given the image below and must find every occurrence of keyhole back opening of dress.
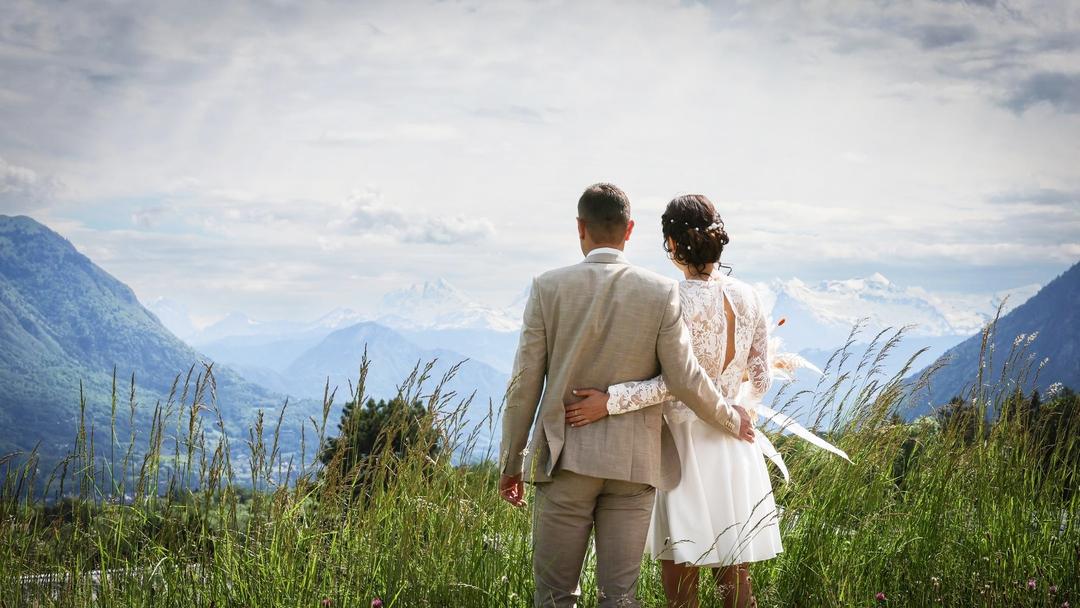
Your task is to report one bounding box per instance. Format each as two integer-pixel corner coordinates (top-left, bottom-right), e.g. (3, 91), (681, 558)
(721, 291), (737, 374)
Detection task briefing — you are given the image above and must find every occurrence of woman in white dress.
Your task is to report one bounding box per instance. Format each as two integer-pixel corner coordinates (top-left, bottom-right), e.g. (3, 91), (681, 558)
(565, 194), (781, 608)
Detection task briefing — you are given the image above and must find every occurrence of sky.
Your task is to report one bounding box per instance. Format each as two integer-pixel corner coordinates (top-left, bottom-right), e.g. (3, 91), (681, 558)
(1, 0), (1078, 326)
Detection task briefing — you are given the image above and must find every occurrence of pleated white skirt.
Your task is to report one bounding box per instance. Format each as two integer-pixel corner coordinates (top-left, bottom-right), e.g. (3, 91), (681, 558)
(646, 417), (783, 567)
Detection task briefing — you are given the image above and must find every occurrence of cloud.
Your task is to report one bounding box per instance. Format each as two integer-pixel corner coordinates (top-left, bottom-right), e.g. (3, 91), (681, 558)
(908, 23), (978, 49)
(471, 104), (551, 124)
(1, 0), (1078, 320)
(331, 189), (495, 245)
(988, 188), (1080, 206)
(0, 157), (60, 212)
(311, 123), (460, 146)
(1004, 72), (1080, 114)
(130, 204), (177, 228)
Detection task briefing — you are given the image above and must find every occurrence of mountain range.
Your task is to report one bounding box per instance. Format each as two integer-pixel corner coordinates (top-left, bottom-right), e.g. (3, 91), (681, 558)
(155, 270), (1039, 385)
(0, 215), (507, 483)
(0, 215), (283, 478)
(905, 261), (1080, 418)
(283, 322), (508, 427)
(758, 273), (1038, 352)
(151, 263), (1056, 420)
(4, 211), (1075, 482)
(151, 279), (525, 376)
(155, 283), (516, 418)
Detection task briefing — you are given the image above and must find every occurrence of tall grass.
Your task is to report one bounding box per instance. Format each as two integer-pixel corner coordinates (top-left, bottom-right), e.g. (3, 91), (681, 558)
(1, 325), (1077, 607)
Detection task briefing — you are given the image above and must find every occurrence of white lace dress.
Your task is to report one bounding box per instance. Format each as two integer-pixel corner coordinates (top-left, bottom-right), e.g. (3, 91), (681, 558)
(607, 274), (783, 567)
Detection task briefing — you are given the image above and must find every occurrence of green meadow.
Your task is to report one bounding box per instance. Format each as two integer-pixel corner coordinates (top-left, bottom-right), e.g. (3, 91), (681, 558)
(1, 327), (1077, 607)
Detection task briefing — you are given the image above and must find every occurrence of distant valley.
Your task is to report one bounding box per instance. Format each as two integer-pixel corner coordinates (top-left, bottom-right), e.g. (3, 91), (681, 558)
(151, 256), (1061, 426)
(2, 212), (1075, 489)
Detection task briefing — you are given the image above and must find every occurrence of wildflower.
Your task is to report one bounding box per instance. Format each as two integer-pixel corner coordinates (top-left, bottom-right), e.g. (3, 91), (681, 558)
(1048, 382), (1064, 398)
(321, 599), (332, 607)
(1028, 579), (1037, 591)
(875, 592), (887, 602)
(931, 576), (940, 588)
(371, 599), (384, 608)
(1049, 585), (1058, 594)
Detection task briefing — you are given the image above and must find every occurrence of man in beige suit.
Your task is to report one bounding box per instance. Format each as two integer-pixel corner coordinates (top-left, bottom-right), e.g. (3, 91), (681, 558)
(499, 183), (755, 607)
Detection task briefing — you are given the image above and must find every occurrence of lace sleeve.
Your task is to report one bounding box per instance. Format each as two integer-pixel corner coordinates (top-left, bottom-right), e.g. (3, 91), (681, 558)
(746, 292), (772, 399)
(607, 376), (671, 415)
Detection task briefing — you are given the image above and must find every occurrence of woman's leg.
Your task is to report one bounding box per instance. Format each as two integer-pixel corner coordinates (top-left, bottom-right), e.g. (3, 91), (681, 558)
(711, 564), (755, 608)
(660, 559), (700, 608)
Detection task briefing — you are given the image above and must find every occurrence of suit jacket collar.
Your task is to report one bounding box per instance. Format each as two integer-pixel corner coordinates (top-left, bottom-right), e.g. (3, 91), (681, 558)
(584, 247), (628, 265)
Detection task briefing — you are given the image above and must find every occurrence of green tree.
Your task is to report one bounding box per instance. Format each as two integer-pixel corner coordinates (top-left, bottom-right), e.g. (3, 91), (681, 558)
(319, 397), (442, 484)
(937, 395), (980, 444)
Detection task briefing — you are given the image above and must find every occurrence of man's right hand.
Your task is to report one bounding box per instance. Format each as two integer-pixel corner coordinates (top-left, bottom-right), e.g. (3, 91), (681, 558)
(732, 405), (755, 442)
(499, 473), (526, 507)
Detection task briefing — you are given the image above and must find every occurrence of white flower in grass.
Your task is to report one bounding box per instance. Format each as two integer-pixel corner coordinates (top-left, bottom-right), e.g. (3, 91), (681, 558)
(1047, 382), (1064, 398)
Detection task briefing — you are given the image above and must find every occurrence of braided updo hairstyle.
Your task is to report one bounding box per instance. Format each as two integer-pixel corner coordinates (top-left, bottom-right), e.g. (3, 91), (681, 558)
(661, 194), (731, 277)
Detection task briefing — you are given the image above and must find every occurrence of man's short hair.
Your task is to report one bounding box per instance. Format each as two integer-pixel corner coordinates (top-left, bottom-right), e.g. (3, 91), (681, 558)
(577, 183), (631, 244)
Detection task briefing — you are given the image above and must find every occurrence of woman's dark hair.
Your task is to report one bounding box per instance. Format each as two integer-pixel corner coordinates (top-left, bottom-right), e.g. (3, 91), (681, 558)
(661, 194), (731, 277)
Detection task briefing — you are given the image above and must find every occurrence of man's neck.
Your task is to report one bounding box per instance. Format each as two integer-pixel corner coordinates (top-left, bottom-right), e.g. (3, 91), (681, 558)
(585, 244), (625, 256)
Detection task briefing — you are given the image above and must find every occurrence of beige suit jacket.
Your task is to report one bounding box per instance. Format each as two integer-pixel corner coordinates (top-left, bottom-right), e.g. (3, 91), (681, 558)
(499, 249), (742, 491)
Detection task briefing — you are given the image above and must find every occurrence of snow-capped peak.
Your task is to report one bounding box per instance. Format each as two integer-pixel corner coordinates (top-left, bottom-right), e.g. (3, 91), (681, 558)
(758, 273), (1039, 351)
(310, 307), (367, 330)
(378, 279), (520, 332)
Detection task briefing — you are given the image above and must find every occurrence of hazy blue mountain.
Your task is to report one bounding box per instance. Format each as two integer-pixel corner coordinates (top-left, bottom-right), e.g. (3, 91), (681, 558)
(187, 307), (369, 347)
(906, 261), (1080, 418)
(399, 327), (520, 373)
(754, 273), (1043, 424)
(283, 322), (509, 431)
(199, 330), (331, 372)
(197, 320), (521, 377)
(186, 318), (511, 453)
(0, 215), (283, 475)
(191, 308), (372, 378)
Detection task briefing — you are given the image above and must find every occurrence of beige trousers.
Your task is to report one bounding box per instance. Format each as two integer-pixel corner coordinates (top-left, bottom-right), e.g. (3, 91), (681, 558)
(531, 470), (656, 608)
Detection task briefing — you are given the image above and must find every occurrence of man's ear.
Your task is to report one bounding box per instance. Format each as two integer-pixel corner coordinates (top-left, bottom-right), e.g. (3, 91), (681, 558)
(577, 218), (588, 241)
(624, 219), (635, 242)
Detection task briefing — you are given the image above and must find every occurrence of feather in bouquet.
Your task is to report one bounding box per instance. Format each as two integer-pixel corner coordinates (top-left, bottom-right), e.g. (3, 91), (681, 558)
(740, 317), (851, 483)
